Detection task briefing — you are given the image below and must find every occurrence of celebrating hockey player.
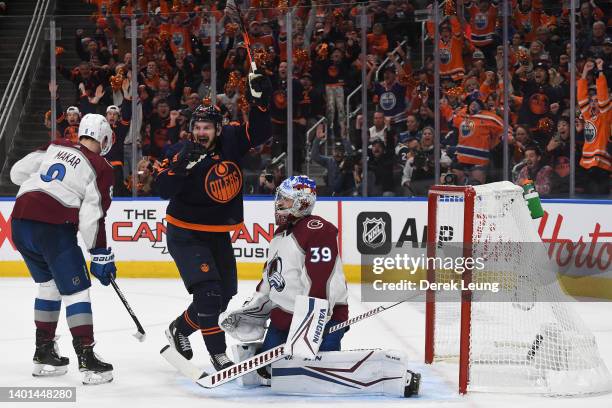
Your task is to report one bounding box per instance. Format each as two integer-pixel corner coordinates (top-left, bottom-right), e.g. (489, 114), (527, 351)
(10, 113), (116, 385)
(155, 71), (272, 371)
(219, 176), (420, 397)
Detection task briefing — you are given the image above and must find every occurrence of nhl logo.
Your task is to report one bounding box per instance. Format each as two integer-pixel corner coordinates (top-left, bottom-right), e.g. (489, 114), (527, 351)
(362, 218), (386, 249)
(357, 212), (392, 254)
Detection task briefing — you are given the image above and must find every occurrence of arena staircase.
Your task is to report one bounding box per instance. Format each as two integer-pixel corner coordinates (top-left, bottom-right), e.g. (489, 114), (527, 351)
(0, 0), (97, 195)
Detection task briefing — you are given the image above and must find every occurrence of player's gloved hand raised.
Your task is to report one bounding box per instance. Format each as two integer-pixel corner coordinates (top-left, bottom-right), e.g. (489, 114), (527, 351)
(170, 140), (206, 175)
(247, 69), (272, 109)
(90, 248), (117, 286)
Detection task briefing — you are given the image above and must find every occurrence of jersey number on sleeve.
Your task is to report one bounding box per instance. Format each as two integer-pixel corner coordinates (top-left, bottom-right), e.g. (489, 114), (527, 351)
(40, 163), (67, 182)
(310, 247), (332, 263)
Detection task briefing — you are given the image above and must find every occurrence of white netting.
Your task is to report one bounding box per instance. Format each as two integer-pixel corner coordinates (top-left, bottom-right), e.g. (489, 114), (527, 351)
(430, 181), (612, 395)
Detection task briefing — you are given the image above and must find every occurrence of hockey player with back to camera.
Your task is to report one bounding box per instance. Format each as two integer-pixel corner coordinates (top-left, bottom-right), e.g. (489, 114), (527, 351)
(154, 70), (272, 371)
(218, 176), (421, 397)
(10, 113), (117, 385)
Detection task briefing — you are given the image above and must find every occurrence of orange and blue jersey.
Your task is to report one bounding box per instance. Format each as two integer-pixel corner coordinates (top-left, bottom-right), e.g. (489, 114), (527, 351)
(467, 1), (498, 47)
(578, 74), (611, 172)
(154, 106), (271, 232)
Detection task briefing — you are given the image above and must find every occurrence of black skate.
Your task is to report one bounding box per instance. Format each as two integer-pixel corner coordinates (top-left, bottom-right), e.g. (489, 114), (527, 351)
(32, 335), (69, 377)
(165, 318), (193, 360)
(73, 338), (113, 385)
(210, 352), (234, 371)
(404, 370), (421, 397)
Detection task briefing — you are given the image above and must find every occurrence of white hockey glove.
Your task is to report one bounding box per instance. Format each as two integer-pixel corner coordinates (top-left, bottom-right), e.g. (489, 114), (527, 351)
(219, 292), (275, 342)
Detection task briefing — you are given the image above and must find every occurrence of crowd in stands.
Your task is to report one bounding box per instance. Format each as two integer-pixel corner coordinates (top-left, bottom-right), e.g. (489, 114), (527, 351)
(46, 0), (611, 197)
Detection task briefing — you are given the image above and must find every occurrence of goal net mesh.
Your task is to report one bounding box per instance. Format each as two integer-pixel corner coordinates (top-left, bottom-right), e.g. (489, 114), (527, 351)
(428, 181), (612, 395)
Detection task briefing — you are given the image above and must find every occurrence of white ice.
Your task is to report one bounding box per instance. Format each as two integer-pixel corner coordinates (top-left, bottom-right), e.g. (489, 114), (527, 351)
(2, 278), (612, 408)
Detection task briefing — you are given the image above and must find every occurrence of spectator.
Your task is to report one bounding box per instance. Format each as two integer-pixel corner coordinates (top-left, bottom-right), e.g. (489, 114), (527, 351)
(512, 61), (562, 138)
(313, 47), (353, 138)
(368, 63), (408, 121)
(581, 21), (610, 58)
(310, 125), (353, 193)
(549, 156), (570, 197)
(368, 140), (395, 196)
(193, 65), (213, 99)
(578, 59), (611, 195)
(144, 100), (179, 159)
(125, 158), (157, 197)
(463, 0), (499, 61)
(515, 144), (553, 196)
(367, 23), (389, 58)
(398, 114), (422, 143)
(369, 111), (389, 143)
(441, 94), (504, 168)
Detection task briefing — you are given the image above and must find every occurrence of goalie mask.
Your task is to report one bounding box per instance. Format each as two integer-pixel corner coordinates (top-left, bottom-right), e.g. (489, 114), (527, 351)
(274, 176), (317, 227)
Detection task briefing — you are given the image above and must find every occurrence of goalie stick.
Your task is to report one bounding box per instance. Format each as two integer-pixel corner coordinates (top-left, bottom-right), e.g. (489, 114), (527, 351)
(161, 301), (405, 388)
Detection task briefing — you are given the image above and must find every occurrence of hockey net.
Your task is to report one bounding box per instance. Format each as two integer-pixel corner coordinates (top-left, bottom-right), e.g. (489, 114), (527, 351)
(424, 181), (612, 395)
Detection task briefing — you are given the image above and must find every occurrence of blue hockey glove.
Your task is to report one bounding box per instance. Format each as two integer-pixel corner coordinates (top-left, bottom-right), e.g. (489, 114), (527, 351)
(90, 248), (117, 286)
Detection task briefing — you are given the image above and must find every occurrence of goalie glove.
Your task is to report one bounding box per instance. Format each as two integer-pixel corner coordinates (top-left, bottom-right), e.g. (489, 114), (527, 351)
(219, 292), (275, 342)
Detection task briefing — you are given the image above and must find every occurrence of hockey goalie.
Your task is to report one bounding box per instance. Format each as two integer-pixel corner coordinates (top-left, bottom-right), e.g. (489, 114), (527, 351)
(218, 175), (420, 397)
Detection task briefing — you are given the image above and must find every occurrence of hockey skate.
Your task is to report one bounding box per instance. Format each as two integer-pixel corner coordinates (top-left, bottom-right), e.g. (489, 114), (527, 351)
(210, 352), (234, 371)
(404, 370), (421, 397)
(165, 318), (193, 360)
(73, 338), (113, 385)
(32, 333), (69, 377)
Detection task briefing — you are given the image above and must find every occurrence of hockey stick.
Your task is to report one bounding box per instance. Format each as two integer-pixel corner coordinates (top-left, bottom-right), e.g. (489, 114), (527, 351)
(110, 276), (146, 342)
(161, 301), (405, 388)
(225, 0), (262, 98)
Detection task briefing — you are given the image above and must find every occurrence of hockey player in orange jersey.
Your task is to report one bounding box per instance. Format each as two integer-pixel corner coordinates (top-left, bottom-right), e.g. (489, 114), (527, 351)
(578, 58), (611, 195)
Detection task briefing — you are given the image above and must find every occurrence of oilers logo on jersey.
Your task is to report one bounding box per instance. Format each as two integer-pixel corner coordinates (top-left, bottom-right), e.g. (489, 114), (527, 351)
(266, 254), (285, 292)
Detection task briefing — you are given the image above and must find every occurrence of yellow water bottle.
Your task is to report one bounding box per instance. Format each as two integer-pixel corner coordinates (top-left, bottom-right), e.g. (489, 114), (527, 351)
(521, 179), (544, 219)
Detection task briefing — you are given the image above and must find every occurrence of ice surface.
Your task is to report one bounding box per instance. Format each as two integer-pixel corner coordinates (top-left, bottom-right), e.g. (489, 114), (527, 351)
(1, 278), (611, 408)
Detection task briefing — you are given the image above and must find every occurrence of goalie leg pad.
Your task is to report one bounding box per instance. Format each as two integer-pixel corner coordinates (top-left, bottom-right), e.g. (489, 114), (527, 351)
(271, 349), (415, 397)
(230, 342), (270, 387)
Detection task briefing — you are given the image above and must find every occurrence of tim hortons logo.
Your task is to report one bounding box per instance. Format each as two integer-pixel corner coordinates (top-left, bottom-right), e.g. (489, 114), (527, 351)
(538, 211), (611, 272)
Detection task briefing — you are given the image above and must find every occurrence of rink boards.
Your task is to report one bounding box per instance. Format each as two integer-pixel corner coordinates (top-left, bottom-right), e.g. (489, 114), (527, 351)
(0, 197), (610, 298)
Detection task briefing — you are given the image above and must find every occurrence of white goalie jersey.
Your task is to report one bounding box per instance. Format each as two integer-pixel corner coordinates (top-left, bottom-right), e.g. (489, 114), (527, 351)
(255, 214), (349, 331)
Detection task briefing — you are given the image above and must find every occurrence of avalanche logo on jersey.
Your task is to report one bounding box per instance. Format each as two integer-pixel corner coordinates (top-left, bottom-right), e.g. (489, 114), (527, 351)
(362, 218), (386, 249)
(204, 161), (243, 203)
(266, 254), (286, 292)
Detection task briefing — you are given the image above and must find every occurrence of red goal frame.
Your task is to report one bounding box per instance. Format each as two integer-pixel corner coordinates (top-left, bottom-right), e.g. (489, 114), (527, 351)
(424, 185), (476, 395)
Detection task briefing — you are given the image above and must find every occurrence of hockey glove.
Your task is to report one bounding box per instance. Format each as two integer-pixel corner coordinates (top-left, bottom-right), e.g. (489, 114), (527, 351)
(170, 141), (207, 175)
(90, 248), (117, 286)
(247, 70), (272, 109)
(219, 292), (275, 342)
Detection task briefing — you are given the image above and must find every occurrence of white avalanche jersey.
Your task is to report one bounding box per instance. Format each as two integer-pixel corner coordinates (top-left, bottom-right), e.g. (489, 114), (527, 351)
(256, 215), (349, 331)
(10, 140), (114, 250)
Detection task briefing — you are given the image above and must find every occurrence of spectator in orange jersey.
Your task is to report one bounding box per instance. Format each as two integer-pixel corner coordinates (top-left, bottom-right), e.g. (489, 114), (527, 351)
(578, 59), (611, 195)
(367, 23), (389, 58)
